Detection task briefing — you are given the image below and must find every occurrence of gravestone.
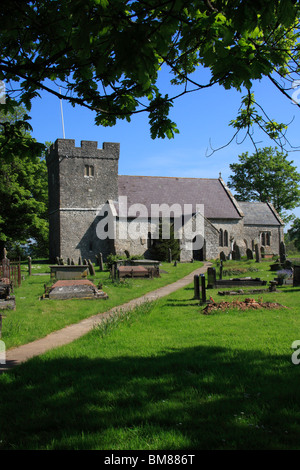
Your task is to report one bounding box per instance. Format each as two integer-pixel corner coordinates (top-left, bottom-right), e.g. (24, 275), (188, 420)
(193, 275), (200, 300)
(88, 259), (95, 276)
(219, 260), (223, 280)
(246, 248), (253, 260)
(234, 245), (241, 261)
(28, 256), (32, 276)
(200, 274), (207, 304)
(99, 253), (104, 271)
(293, 265), (300, 287)
(1, 258), (10, 279)
(207, 267), (216, 288)
(280, 241), (286, 264)
(255, 244), (261, 263)
(220, 251), (226, 261)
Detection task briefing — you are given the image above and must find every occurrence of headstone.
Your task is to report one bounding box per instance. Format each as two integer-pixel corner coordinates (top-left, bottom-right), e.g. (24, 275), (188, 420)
(67, 258), (71, 265)
(88, 259), (95, 276)
(207, 267), (216, 288)
(200, 274), (206, 304)
(246, 248), (253, 260)
(219, 261), (223, 280)
(1, 258), (9, 279)
(255, 244), (261, 263)
(111, 264), (116, 279)
(99, 253), (103, 271)
(194, 274), (200, 300)
(293, 265), (300, 287)
(280, 241), (286, 264)
(220, 251), (226, 261)
(169, 248), (172, 263)
(28, 256), (32, 276)
(234, 244), (241, 261)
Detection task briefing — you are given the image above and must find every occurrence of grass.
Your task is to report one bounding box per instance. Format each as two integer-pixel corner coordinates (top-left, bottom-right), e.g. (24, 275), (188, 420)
(2, 260), (204, 349)
(0, 258), (300, 450)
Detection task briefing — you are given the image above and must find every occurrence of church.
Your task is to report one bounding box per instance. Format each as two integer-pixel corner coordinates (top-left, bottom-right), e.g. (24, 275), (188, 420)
(46, 139), (284, 263)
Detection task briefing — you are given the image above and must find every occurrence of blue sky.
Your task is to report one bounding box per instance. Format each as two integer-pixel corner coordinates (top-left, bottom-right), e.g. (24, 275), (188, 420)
(28, 68), (300, 228)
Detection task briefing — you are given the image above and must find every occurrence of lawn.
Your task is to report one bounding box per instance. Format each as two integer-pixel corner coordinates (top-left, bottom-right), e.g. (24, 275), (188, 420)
(2, 259), (204, 349)
(0, 258), (300, 450)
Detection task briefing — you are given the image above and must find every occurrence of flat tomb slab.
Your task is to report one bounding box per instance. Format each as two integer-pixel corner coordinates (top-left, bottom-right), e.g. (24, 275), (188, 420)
(49, 265), (89, 280)
(48, 280), (108, 300)
(118, 266), (149, 278)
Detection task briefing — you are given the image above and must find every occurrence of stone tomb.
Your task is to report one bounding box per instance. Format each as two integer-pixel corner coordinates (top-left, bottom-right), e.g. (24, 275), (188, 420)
(48, 280), (108, 300)
(50, 265), (89, 280)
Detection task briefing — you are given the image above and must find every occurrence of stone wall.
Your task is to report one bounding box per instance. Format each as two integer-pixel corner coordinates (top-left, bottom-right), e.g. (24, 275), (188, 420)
(209, 218), (245, 256)
(243, 224), (283, 255)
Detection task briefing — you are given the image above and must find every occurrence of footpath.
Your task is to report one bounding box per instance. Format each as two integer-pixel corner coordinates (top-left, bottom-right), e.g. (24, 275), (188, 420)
(0, 262), (211, 372)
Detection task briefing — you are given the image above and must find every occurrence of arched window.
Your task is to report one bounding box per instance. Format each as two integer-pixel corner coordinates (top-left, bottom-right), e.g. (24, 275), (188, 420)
(219, 229), (224, 247)
(224, 230), (228, 247)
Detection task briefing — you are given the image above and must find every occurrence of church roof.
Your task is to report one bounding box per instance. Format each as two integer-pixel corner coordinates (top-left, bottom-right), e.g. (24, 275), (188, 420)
(237, 201), (283, 226)
(117, 175), (242, 219)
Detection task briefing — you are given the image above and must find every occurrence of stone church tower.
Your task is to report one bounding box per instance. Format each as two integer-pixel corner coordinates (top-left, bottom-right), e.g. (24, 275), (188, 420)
(46, 139), (120, 263)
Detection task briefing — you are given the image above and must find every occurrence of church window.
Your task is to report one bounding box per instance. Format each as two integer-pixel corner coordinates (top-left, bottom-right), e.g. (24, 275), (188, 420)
(224, 230), (228, 247)
(84, 165), (94, 177)
(261, 231), (271, 246)
(219, 229), (223, 247)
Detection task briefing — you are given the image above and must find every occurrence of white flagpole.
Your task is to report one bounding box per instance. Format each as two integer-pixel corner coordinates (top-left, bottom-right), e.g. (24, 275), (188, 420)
(59, 87), (66, 139)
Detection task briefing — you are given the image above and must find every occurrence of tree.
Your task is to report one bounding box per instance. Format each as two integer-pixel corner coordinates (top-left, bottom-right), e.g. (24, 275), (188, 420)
(288, 218), (300, 251)
(227, 147), (300, 223)
(0, 0), (300, 146)
(150, 220), (181, 261)
(0, 105), (49, 259)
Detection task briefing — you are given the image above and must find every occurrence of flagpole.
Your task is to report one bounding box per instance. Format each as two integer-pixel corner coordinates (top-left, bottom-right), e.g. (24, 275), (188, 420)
(59, 87), (65, 139)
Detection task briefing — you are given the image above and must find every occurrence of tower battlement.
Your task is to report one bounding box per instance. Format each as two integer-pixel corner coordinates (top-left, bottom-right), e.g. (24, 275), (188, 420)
(46, 139), (120, 165)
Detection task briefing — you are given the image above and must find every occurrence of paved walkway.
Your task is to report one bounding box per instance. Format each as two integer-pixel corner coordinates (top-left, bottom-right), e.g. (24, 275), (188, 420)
(0, 262), (211, 372)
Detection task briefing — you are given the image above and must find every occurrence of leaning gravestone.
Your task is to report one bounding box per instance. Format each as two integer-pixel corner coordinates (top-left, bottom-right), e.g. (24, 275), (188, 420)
(88, 259), (95, 276)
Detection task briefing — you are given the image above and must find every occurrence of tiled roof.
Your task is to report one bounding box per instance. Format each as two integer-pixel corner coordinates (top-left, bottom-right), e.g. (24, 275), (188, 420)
(237, 201), (283, 225)
(117, 175), (242, 219)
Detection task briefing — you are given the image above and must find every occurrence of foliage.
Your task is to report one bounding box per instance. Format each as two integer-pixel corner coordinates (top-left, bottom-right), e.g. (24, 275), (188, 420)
(227, 147), (300, 222)
(150, 220), (180, 261)
(105, 253), (144, 270)
(0, 0), (300, 145)
(0, 105), (49, 257)
(288, 217), (300, 251)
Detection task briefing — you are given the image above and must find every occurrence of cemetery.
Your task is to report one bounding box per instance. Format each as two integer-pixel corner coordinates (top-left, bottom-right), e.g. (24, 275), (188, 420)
(1, 247), (300, 451)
